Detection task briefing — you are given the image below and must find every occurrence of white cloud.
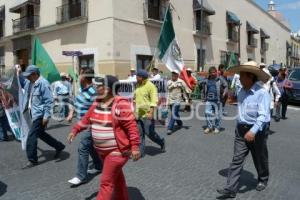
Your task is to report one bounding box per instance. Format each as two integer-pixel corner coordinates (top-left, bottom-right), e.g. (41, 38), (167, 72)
(279, 1), (300, 10)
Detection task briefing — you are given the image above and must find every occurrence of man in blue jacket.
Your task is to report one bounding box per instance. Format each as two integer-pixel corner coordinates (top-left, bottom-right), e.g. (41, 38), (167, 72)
(20, 65), (65, 168)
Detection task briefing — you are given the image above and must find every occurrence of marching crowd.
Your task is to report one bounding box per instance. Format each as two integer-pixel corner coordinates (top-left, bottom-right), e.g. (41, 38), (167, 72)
(0, 60), (295, 199)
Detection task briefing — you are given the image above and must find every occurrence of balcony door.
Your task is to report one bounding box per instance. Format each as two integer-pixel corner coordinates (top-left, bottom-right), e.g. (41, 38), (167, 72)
(69, 0), (81, 19)
(148, 0), (160, 20)
(26, 5), (35, 29)
(137, 55), (153, 70)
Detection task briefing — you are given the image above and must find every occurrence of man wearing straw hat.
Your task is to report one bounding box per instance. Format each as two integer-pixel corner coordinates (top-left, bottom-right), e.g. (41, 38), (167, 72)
(217, 61), (271, 198)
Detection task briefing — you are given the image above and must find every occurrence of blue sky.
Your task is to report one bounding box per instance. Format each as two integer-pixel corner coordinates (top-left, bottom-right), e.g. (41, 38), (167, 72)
(255, 0), (300, 32)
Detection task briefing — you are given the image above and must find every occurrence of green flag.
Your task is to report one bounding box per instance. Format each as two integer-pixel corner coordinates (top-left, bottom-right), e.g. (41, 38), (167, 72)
(227, 52), (238, 69)
(67, 66), (78, 81)
(31, 37), (60, 83)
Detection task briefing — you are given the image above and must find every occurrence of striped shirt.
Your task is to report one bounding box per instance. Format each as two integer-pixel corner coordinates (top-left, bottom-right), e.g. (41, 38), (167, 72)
(74, 85), (96, 120)
(90, 102), (120, 155)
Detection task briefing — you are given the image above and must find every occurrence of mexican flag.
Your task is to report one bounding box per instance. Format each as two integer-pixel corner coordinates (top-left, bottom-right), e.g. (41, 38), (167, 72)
(156, 5), (192, 89)
(32, 37), (61, 83)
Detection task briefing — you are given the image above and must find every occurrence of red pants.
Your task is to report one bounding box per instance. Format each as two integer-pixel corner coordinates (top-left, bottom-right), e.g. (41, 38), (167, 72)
(97, 154), (129, 200)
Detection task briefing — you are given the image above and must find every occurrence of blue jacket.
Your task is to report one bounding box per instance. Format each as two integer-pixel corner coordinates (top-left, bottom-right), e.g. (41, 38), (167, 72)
(20, 75), (53, 121)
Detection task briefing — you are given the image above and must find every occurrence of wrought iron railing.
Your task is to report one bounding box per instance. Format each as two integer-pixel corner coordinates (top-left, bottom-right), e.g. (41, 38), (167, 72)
(248, 37), (258, 48)
(56, 0), (87, 24)
(261, 42), (269, 51)
(12, 15), (39, 34)
(195, 20), (212, 35)
(228, 29), (238, 42)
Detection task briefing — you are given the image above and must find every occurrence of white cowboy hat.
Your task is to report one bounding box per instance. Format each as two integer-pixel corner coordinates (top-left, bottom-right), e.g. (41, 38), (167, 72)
(130, 67), (135, 71)
(227, 61), (271, 83)
(187, 68), (193, 72)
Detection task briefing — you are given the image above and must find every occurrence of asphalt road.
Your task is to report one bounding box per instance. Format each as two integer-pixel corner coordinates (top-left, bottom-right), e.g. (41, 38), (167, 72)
(0, 104), (300, 200)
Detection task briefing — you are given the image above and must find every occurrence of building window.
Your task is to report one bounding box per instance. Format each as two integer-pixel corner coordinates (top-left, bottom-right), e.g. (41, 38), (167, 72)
(146, 0), (167, 21)
(79, 54), (94, 69)
(227, 24), (238, 42)
(220, 51), (239, 68)
(220, 51), (227, 66)
(195, 11), (211, 35)
(197, 49), (206, 71)
(136, 55), (153, 70)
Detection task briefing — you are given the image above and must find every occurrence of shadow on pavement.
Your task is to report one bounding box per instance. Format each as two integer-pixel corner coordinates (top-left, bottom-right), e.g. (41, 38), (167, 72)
(84, 187), (145, 200)
(37, 147), (70, 164)
(46, 123), (70, 131)
(145, 146), (164, 156)
(84, 192), (97, 200)
(128, 187), (146, 200)
(218, 168), (257, 194)
(0, 181), (7, 197)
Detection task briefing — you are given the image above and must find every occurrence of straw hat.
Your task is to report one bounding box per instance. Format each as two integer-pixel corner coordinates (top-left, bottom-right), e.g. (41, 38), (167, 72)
(227, 61), (271, 83)
(60, 72), (67, 77)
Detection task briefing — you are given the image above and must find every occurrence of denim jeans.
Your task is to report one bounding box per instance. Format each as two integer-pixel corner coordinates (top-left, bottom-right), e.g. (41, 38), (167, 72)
(168, 103), (182, 131)
(26, 118), (65, 162)
(76, 130), (102, 181)
(137, 119), (164, 157)
(205, 101), (222, 130)
(0, 115), (10, 140)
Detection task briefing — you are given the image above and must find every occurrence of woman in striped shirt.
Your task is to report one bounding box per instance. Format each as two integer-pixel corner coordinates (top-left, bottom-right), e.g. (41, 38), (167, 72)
(68, 75), (141, 200)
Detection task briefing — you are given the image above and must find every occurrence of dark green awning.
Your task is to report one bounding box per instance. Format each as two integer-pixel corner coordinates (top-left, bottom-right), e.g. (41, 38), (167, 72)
(260, 28), (270, 39)
(193, 0), (215, 15)
(227, 11), (240, 25)
(246, 21), (259, 34)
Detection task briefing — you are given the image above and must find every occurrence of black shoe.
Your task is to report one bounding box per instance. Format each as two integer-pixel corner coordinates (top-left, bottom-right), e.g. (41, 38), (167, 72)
(216, 188), (236, 198)
(22, 161), (38, 169)
(0, 137), (9, 142)
(256, 182), (267, 191)
(160, 139), (166, 152)
(274, 118), (280, 122)
(54, 145), (65, 159)
(281, 117), (288, 120)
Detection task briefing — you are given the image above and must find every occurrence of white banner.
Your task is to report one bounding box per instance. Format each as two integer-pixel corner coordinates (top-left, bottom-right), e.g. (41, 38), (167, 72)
(0, 68), (29, 150)
(119, 79), (168, 121)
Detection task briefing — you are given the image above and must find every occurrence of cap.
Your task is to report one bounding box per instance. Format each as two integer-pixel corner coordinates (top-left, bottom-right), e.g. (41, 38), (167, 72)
(22, 65), (40, 77)
(93, 75), (119, 92)
(136, 69), (149, 78)
(130, 67), (135, 71)
(171, 69), (179, 74)
(187, 68), (193, 72)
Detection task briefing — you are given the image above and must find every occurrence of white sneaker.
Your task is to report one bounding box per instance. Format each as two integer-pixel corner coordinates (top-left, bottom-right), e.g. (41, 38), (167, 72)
(214, 129), (220, 134)
(68, 177), (82, 185)
(204, 128), (212, 134)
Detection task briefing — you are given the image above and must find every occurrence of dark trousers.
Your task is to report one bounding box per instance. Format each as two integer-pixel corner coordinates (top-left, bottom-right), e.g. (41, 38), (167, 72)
(26, 118), (65, 162)
(137, 119), (164, 157)
(0, 115), (10, 140)
(225, 124), (269, 193)
(76, 131), (102, 181)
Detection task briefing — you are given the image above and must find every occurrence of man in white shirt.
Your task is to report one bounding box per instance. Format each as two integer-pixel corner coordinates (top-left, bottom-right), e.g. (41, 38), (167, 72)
(151, 67), (161, 80)
(127, 67), (137, 81)
(52, 72), (73, 121)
